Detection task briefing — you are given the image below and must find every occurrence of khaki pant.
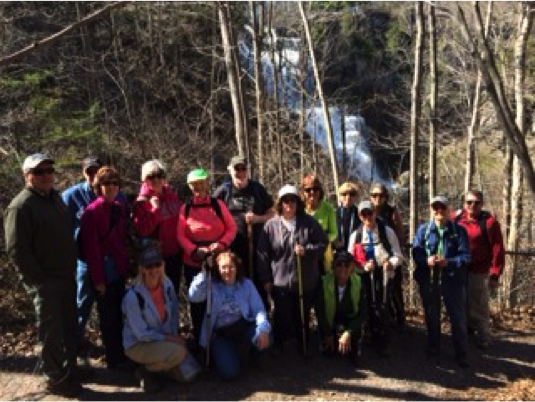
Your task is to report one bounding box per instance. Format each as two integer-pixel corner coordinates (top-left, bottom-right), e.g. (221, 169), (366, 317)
(466, 272), (490, 342)
(125, 341), (186, 372)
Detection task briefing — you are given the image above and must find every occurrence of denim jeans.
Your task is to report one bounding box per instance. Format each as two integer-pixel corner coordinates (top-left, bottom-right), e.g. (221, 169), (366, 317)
(211, 321), (270, 381)
(418, 277), (468, 355)
(76, 261), (95, 345)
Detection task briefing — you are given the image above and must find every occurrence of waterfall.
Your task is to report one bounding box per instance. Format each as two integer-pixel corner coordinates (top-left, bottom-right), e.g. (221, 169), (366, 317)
(241, 25), (387, 184)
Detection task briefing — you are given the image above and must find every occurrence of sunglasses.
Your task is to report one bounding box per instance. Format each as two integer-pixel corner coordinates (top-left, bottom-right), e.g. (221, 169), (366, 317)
(85, 168), (99, 176)
(465, 200), (481, 206)
(281, 197), (297, 204)
(101, 180), (119, 187)
(146, 173), (165, 180)
(370, 193), (385, 198)
(30, 167), (55, 176)
(360, 210), (374, 217)
(341, 191), (357, 197)
(431, 203), (447, 211)
(234, 166), (247, 172)
(304, 187), (321, 194)
(143, 262), (162, 270)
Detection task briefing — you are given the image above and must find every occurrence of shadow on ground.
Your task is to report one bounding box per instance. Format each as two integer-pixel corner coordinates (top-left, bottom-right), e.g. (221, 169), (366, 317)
(1, 321), (534, 401)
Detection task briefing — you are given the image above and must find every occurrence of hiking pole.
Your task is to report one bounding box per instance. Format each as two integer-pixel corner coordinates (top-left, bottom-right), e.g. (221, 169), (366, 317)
(204, 254), (213, 368)
(432, 264), (441, 364)
(246, 215), (254, 281)
(296, 251), (307, 359)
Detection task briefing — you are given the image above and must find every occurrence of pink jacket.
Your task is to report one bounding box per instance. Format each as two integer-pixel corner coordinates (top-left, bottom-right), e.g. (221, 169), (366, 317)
(133, 183), (181, 257)
(80, 196), (128, 287)
(177, 196), (237, 267)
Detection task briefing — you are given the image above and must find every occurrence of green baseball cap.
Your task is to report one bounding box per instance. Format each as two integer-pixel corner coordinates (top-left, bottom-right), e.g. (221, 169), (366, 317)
(187, 168), (209, 183)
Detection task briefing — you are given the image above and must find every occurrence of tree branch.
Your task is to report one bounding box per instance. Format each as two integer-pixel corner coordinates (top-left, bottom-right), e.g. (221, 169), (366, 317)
(0, 2), (129, 69)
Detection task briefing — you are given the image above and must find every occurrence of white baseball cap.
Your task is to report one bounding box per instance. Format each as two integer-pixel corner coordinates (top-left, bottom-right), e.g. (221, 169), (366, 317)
(22, 153), (54, 173)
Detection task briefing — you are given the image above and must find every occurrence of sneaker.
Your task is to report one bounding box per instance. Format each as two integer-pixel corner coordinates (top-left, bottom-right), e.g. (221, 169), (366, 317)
(136, 367), (162, 394)
(455, 353), (470, 369)
(45, 377), (84, 398)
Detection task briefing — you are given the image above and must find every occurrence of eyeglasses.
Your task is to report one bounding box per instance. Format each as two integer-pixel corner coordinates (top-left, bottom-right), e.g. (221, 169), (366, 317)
(234, 166), (247, 172)
(101, 180), (119, 187)
(340, 191), (357, 197)
(465, 200), (481, 206)
(360, 210), (374, 218)
(146, 173), (165, 180)
(281, 196), (297, 204)
(30, 167), (55, 176)
(370, 193), (385, 198)
(304, 187), (321, 194)
(143, 262), (162, 270)
(431, 203), (447, 211)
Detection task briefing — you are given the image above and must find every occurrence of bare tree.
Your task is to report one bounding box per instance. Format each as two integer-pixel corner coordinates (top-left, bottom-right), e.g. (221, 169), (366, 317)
(464, 2), (493, 193)
(428, 2), (437, 200)
(299, 1), (339, 199)
(409, 2), (424, 307)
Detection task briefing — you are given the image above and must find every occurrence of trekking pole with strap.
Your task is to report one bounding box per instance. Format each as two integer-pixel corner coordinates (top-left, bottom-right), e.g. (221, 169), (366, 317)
(296, 250), (307, 358)
(246, 204), (255, 281)
(203, 254), (213, 368)
(432, 264), (441, 364)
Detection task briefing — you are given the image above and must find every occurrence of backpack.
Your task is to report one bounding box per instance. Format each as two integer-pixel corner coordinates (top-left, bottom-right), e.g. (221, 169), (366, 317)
(454, 209), (491, 255)
(184, 197), (224, 223)
(353, 219), (393, 258)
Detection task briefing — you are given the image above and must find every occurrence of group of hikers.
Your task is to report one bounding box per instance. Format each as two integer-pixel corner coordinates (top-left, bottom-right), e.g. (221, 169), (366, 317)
(4, 152), (505, 397)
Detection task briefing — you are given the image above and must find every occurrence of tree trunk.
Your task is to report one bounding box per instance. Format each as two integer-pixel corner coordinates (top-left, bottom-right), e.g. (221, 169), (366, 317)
(299, 27), (307, 179)
(409, 2), (424, 308)
(457, 2), (535, 199)
(464, 2), (493, 193)
(218, 2), (245, 156)
(250, 1), (264, 182)
(268, 3), (284, 185)
(299, 1), (339, 200)
(503, 2), (533, 307)
(428, 2), (437, 200)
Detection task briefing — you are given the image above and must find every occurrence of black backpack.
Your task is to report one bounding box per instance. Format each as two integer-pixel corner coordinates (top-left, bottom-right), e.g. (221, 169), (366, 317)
(353, 219), (393, 258)
(184, 197), (224, 223)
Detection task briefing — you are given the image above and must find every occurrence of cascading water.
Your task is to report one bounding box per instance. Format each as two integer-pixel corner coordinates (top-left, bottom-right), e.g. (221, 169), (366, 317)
(241, 25), (387, 184)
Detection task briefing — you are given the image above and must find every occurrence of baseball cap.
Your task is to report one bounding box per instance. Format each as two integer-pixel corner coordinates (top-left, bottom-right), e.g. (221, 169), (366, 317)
(358, 200), (374, 213)
(22, 153), (54, 173)
(187, 168), (209, 183)
(278, 184), (299, 200)
(141, 160), (165, 181)
(333, 250), (353, 265)
(430, 195), (448, 206)
(139, 245), (163, 267)
(82, 156), (103, 172)
(228, 156), (247, 168)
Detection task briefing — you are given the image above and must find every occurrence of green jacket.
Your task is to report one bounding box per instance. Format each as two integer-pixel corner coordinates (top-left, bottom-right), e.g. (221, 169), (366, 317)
(308, 200), (338, 242)
(317, 272), (365, 337)
(4, 187), (78, 288)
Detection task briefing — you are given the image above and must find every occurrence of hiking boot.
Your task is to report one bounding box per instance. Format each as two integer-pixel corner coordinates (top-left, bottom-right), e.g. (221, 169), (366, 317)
(45, 377), (84, 398)
(136, 367), (162, 394)
(455, 353), (470, 369)
(71, 366), (95, 383)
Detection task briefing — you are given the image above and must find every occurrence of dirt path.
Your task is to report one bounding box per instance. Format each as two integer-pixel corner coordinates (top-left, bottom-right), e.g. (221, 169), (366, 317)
(1, 319), (534, 401)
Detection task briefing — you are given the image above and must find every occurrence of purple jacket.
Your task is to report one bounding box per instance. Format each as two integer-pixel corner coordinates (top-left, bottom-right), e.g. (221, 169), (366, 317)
(80, 196), (128, 287)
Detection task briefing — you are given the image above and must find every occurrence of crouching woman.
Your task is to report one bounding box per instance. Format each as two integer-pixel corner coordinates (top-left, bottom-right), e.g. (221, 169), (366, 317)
(122, 244), (200, 393)
(188, 251), (271, 381)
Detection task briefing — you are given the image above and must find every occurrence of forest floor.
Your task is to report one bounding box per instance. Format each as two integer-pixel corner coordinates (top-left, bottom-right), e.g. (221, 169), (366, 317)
(1, 307), (534, 401)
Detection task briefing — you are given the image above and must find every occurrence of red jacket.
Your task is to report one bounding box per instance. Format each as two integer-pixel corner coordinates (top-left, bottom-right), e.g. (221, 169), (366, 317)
(177, 196), (237, 267)
(133, 183), (181, 258)
(453, 210), (505, 277)
(80, 197), (128, 287)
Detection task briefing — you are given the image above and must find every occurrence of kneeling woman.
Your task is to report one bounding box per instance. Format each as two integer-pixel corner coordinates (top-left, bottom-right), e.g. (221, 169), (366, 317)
(122, 244), (200, 393)
(188, 251), (270, 381)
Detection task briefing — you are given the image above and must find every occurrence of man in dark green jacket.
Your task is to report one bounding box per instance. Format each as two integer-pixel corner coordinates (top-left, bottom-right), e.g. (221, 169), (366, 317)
(317, 250), (366, 366)
(4, 153), (85, 397)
